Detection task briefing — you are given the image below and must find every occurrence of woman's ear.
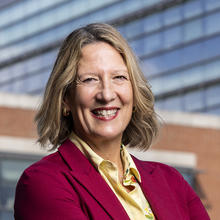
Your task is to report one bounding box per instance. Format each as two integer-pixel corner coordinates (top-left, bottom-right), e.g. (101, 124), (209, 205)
(63, 97), (71, 111)
(62, 97), (71, 117)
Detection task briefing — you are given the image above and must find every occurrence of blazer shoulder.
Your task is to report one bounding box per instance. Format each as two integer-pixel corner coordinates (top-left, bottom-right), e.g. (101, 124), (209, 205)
(16, 150), (70, 190)
(26, 150), (68, 173)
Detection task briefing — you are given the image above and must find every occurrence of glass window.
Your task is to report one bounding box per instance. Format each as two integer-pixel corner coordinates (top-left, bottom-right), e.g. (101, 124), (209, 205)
(163, 5), (182, 26)
(184, 90), (204, 111)
(143, 13), (162, 33)
(144, 32), (162, 54)
(129, 37), (145, 57)
(206, 106), (220, 115)
(148, 65), (205, 95)
(184, 18), (203, 42)
(0, 68), (11, 83)
(116, 25), (126, 37)
(160, 72), (185, 93)
(163, 26), (182, 48)
(0, 0), (119, 46)
(142, 49), (182, 76)
(0, 83), (12, 93)
(0, 185), (15, 210)
(204, 59), (220, 81)
(205, 12), (220, 36)
(163, 49), (182, 72)
(9, 69), (49, 94)
(182, 42), (203, 66)
(181, 66), (204, 88)
(141, 55), (165, 76)
(204, 0), (220, 11)
(10, 62), (26, 79)
(155, 99), (165, 110)
(0, 211), (13, 220)
(28, 70), (50, 93)
(150, 77), (163, 95)
(205, 85), (220, 106)
(183, 0), (203, 19)
(0, 156), (41, 217)
(203, 35), (220, 59)
(0, 0), (69, 28)
(163, 95), (183, 111)
(124, 19), (143, 39)
(1, 160), (32, 182)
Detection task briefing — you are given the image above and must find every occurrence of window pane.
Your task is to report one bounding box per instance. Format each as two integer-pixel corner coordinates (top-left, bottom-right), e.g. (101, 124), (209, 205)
(204, 0), (220, 11)
(143, 13), (162, 33)
(204, 59), (220, 81)
(144, 32), (162, 54)
(160, 72), (185, 93)
(155, 99), (165, 110)
(163, 50), (182, 72)
(206, 106), (220, 115)
(205, 85), (220, 106)
(129, 38), (145, 57)
(164, 26), (182, 48)
(183, 0), (203, 19)
(0, 185), (15, 210)
(205, 12), (220, 36)
(184, 18), (203, 42)
(150, 77), (163, 95)
(184, 90), (204, 111)
(1, 160), (32, 182)
(0, 211), (13, 220)
(203, 35), (220, 59)
(124, 19), (143, 39)
(142, 49), (182, 76)
(182, 66), (204, 88)
(182, 42), (203, 66)
(163, 5), (182, 26)
(163, 95), (183, 111)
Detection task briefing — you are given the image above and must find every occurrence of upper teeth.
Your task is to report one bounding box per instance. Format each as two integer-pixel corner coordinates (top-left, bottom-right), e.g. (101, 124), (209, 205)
(95, 109), (117, 116)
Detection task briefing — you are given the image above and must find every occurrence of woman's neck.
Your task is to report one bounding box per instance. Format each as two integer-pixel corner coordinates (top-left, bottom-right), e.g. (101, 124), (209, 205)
(89, 138), (122, 164)
(87, 138), (124, 183)
(75, 132), (124, 175)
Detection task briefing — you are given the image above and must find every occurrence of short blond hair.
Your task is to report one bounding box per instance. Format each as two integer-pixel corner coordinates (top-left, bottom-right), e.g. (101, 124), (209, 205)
(35, 23), (159, 151)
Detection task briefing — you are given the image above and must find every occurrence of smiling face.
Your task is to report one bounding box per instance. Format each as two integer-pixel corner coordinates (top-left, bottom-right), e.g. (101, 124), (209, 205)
(65, 42), (133, 146)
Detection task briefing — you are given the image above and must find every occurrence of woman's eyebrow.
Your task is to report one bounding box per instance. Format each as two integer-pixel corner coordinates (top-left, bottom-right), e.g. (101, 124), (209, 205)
(111, 69), (128, 74)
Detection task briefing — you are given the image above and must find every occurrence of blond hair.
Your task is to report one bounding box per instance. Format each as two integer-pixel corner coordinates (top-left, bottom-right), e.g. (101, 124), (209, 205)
(35, 23), (159, 151)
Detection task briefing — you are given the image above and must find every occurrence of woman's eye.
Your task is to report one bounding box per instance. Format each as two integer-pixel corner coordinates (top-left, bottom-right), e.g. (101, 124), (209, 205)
(114, 75), (128, 80)
(82, 77), (98, 83)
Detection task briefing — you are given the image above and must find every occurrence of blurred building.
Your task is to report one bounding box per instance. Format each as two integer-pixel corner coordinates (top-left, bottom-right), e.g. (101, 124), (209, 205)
(0, 0), (220, 219)
(0, 0), (220, 114)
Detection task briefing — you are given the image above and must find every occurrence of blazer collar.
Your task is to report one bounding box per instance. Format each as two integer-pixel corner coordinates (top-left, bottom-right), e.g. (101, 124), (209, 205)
(132, 156), (183, 220)
(58, 139), (130, 220)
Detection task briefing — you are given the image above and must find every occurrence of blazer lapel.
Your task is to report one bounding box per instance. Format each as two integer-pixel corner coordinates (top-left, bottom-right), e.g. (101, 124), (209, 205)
(133, 156), (183, 220)
(58, 140), (130, 220)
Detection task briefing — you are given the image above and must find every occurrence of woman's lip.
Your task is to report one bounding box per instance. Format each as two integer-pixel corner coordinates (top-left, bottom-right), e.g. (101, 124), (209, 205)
(91, 107), (119, 121)
(92, 107), (120, 111)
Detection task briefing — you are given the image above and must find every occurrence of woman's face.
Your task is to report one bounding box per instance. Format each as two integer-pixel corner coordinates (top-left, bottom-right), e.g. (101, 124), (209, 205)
(66, 42), (133, 144)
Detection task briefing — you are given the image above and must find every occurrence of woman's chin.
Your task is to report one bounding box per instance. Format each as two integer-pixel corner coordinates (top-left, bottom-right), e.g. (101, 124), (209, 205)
(89, 130), (123, 142)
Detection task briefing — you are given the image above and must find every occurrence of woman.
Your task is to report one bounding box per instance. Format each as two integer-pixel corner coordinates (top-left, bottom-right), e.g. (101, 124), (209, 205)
(14, 23), (210, 220)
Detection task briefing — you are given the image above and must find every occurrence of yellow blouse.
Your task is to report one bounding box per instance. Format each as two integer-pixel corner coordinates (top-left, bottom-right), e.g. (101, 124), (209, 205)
(69, 133), (155, 220)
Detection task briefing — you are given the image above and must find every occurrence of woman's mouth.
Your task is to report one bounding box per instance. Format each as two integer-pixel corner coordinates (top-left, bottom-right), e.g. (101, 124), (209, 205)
(91, 108), (119, 120)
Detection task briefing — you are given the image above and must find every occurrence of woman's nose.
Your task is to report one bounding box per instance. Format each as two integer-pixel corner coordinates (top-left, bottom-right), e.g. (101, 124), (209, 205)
(96, 79), (116, 103)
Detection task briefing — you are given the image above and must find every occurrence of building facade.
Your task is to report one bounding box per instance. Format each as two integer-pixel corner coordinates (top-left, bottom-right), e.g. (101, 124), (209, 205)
(0, 0), (220, 114)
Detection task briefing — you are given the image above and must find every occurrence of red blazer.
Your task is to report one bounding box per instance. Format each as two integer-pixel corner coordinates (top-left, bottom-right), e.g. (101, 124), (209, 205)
(14, 139), (210, 220)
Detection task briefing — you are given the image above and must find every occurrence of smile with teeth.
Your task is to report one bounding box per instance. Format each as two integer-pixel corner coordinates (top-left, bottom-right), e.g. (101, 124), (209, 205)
(92, 108), (119, 120)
